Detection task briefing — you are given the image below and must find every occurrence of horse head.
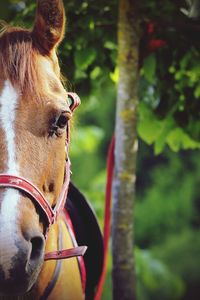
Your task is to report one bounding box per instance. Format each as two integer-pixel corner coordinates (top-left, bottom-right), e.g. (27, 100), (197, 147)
(0, 0), (72, 295)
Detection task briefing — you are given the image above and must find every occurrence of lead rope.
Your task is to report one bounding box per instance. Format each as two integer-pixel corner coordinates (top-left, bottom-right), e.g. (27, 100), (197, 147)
(94, 136), (115, 300)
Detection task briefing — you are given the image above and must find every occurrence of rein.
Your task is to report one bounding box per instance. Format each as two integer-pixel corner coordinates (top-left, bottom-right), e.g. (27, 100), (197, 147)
(94, 136), (115, 300)
(0, 92), (87, 261)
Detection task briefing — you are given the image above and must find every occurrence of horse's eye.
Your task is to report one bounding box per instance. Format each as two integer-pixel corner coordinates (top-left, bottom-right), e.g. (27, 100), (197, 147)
(56, 112), (71, 128)
(49, 111), (71, 137)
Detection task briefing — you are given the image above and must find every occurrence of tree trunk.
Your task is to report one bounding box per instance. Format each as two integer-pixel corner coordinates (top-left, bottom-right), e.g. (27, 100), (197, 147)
(112, 0), (140, 299)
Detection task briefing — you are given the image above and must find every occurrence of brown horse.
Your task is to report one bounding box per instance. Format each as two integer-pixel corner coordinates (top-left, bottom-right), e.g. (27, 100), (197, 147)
(0, 1), (103, 299)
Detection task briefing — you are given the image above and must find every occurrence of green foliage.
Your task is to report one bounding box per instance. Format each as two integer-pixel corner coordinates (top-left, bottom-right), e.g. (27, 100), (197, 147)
(152, 229), (200, 300)
(135, 144), (200, 300)
(0, 2), (11, 20)
(168, 48), (200, 141)
(166, 127), (200, 152)
(138, 102), (175, 154)
(135, 148), (200, 247)
(139, 49), (200, 152)
(70, 124), (106, 223)
(70, 126), (104, 155)
(139, 1), (179, 20)
(74, 48), (97, 71)
(136, 248), (185, 300)
(169, 48), (200, 99)
(138, 2), (200, 151)
(138, 102), (200, 154)
(141, 54), (156, 84)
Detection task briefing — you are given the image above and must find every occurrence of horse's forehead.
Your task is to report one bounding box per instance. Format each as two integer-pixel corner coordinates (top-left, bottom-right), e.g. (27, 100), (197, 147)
(38, 54), (59, 77)
(0, 55), (65, 107)
(36, 55), (67, 100)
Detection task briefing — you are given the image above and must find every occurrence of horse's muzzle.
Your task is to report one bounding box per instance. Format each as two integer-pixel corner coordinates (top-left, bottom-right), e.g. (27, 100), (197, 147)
(0, 229), (45, 295)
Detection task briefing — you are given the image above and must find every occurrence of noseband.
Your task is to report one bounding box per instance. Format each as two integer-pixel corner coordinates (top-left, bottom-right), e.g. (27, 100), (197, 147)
(0, 93), (87, 260)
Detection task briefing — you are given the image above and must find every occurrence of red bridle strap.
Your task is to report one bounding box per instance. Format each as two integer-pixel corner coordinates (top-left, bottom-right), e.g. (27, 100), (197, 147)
(94, 136), (115, 300)
(0, 167), (71, 226)
(0, 174), (55, 226)
(0, 158), (71, 229)
(54, 160), (71, 219)
(44, 246), (87, 261)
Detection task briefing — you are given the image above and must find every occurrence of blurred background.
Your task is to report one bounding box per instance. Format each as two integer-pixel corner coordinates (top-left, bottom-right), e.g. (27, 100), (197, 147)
(1, 1), (200, 299)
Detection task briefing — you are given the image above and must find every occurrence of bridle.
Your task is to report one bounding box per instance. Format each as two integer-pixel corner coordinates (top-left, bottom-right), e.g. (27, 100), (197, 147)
(0, 92), (87, 261)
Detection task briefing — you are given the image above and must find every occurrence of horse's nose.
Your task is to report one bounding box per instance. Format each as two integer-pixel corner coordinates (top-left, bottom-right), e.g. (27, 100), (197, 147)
(25, 231), (45, 271)
(0, 229), (45, 295)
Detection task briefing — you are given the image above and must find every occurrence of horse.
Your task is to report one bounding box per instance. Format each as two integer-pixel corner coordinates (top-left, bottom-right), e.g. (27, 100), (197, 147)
(0, 0), (103, 299)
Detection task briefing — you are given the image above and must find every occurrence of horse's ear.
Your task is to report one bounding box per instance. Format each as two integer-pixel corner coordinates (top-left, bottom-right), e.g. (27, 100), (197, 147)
(32, 0), (65, 53)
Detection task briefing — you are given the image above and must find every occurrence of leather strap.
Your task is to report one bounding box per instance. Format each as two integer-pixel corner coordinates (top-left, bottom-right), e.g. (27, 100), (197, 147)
(0, 174), (55, 228)
(0, 165), (71, 236)
(44, 246), (87, 261)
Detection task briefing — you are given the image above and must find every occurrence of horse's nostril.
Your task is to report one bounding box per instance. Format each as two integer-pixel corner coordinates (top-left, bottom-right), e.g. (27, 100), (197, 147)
(30, 236), (44, 261)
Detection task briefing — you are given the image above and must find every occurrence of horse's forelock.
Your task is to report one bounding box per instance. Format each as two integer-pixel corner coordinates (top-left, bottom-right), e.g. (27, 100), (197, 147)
(0, 25), (45, 98)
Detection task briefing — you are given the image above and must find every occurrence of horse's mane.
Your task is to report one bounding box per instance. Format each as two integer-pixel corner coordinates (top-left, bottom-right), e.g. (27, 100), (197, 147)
(0, 23), (42, 96)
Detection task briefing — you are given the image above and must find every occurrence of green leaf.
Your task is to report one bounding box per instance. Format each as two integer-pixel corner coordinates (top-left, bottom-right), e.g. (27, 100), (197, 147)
(138, 103), (175, 154)
(74, 69), (87, 80)
(90, 66), (101, 80)
(104, 41), (117, 50)
(166, 128), (200, 151)
(154, 117), (174, 155)
(194, 85), (200, 99)
(74, 48), (97, 70)
(142, 54), (156, 84)
(137, 103), (161, 145)
(110, 67), (119, 84)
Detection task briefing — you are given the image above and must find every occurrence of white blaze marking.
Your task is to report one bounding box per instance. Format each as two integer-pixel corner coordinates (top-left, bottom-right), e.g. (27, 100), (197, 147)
(0, 80), (20, 278)
(0, 81), (19, 174)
